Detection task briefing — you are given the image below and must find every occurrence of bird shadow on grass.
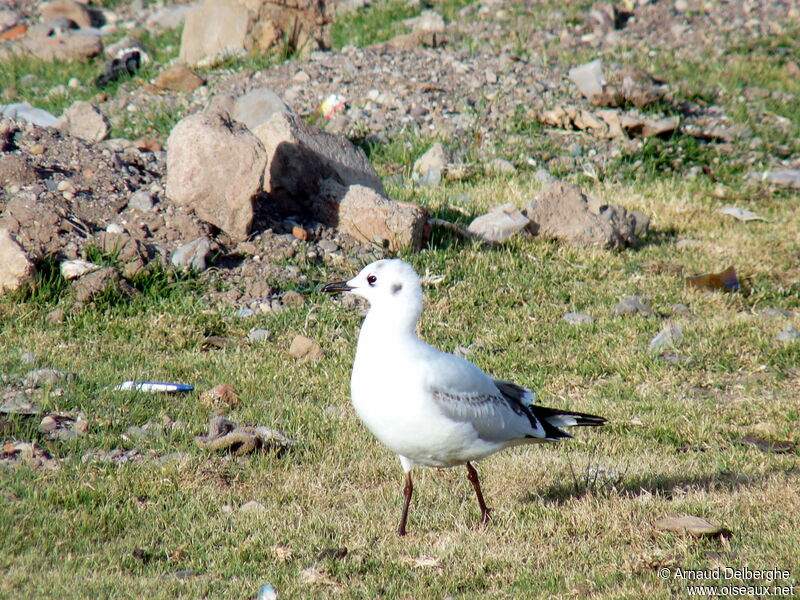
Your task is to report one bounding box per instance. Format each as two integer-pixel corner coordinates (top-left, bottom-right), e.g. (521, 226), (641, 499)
(525, 467), (774, 507)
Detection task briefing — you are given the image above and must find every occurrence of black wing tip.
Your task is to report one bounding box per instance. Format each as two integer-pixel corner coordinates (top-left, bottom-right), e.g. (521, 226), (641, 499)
(572, 414), (607, 427)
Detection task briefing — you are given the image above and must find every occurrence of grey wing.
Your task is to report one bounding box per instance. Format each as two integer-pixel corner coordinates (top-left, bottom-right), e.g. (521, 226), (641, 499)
(430, 386), (547, 442)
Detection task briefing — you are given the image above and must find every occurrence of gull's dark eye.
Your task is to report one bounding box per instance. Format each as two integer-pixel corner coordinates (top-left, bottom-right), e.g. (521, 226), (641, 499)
(367, 274), (377, 286)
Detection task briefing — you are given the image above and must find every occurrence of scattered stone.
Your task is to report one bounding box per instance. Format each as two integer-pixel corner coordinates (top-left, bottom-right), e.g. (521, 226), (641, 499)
(563, 312), (594, 325)
(738, 436), (796, 454)
(248, 328), (272, 342)
(718, 206), (767, 222)
(199, 383), (241, 409)
(236, 308), (255, 318)
(55, 101), (110, 142)
(568, 59), (607, 101)
(127, 190), (156, 212)
(40, 0), (93, 28)
(749, 169), (800, 189)
(196, 415), (296, 455)
(759, 308), (793, 319)
(20, 352), (37, 364)
(0, 391), (41, 415)
(291, 225), (309, 241)
(0, 229), (35, 294)
(153, 65), (205, 93)
(39, 412), (88, 440)
(71, 266), (132, 303)
(299, 566), (339, 587)
(0, 102), (59, 127)
(654, 515), (728, 537)
(467, 203), (531, 244)
(486, 158), (516, 175)
(232, 87), (292, 131)
(21, 29), (103, 61)
(171, 237), (213, 271)
(776, 325), (800, 343)
(289, 334), (323, 361)
(60, 259), (101, 280)
(649, 321), (683, 352)
(526, 182), (646, 249)
(534, 168), (559, 186)
(145, 4), (194, 30)
(282, 290), (304, 308)
(0, 441), (59, 469)
(46, 308), (66, 324)
(166, 111), (266, 241)
(95, 232), (151, 278)
(23, 368), (75, 388)
(239, 500), (269, 515)
(686, 266), (740, 293)
(537, 104), (678, 140)
(413, 142), (450, 184)
(0, 155), (37, 187)
(613, 296), (653, 317)
(670, 303), (691, 317)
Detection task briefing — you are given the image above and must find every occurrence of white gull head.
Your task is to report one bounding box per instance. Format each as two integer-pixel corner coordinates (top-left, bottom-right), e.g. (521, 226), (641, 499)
(323, 259), (423, 332)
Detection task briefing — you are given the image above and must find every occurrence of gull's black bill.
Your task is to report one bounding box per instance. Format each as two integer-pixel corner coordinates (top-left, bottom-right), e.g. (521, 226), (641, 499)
(320, 281), (353, 294)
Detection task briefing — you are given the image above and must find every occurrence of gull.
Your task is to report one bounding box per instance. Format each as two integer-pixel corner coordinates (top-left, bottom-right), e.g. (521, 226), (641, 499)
(321, 259), (606, 536)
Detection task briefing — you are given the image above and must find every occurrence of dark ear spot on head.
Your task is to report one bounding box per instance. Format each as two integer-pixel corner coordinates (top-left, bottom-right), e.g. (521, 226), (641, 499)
(391, 283), (403, 295)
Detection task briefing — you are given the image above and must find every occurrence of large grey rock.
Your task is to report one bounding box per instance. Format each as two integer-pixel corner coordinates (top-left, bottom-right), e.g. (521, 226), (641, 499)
(179, 0), (333, 66)
(232, 87), (291, 131)
(56, 101), (109, 142)
(254, 111), (384, 213)
(467, 203), (530, 243)
(526, 182), (646, 249)
(166, 111), (266, 242)
(0, 229), (35, 294)
(314, 181), (428, 251)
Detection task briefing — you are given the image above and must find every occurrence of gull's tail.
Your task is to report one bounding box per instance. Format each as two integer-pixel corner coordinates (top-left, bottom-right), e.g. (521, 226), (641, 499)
(531, 406), (607, 440)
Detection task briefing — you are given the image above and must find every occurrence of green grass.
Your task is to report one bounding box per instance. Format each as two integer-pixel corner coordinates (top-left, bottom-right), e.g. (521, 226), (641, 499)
(3, 0), (800, 597)
(2, 170), (799, 598)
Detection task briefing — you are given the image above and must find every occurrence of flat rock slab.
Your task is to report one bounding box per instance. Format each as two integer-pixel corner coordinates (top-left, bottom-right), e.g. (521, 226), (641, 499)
(467, 203), (530, 244)
(654, 515), (729, 537)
